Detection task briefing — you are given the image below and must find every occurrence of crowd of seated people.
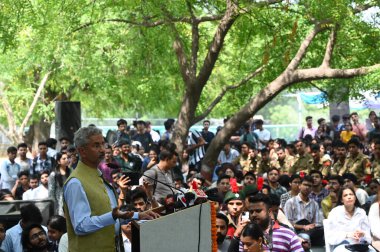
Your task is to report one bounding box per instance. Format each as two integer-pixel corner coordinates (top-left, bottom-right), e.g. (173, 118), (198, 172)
(0, 112), (379, 252)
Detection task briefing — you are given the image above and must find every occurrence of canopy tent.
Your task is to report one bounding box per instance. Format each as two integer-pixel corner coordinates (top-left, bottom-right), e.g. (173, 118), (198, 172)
(299, 91), (380, 109)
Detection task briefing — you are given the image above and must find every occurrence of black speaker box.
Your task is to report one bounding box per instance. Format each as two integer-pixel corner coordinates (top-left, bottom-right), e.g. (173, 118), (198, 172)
(55, 101), (81, 142)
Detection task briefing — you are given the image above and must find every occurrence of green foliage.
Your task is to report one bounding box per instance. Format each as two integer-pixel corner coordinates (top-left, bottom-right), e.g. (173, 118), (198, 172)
(0, 0), (379, 132)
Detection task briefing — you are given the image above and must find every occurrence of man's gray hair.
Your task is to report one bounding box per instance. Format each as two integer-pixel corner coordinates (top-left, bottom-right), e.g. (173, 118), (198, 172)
(74, 126), (103, 148)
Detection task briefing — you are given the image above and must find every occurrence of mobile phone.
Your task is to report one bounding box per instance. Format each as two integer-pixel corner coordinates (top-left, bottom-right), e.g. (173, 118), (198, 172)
(241, 212), (250, 221)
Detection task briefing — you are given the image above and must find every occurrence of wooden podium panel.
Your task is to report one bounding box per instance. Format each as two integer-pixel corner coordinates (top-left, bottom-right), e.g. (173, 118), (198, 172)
(132, 202), (212, 252)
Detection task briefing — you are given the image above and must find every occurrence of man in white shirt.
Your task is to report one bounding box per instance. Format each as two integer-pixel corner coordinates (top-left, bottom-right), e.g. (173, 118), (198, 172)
(217, 143), (240, 165)
(0, 146), (21, 190)
(23, 171), (49, 200)
(253, 119), (271, 150)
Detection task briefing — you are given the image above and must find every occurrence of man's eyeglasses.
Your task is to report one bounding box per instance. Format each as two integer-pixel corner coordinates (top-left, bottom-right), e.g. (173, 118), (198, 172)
(30, 230), (46, 241)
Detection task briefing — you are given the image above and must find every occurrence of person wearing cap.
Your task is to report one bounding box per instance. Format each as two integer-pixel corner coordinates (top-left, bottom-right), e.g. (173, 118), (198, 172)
(130, 141), (144, 161)
(224, 190), (245, 238)
(270, 147), (295, 175)
(320, 153), (332, 177)
(339, 138), (371, 182)
(342, 173), (369, 205)
(242, 172), (256, 186)
(131, 120), (154, 154)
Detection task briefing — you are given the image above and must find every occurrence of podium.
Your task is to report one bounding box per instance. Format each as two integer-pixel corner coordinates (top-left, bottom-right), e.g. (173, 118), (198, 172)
(132, 202), (212, 252)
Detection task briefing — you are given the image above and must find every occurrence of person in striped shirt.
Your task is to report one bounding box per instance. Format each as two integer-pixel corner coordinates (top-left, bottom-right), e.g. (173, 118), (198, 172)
(284, 175), (324, 249)
(230, 193), (303, 252)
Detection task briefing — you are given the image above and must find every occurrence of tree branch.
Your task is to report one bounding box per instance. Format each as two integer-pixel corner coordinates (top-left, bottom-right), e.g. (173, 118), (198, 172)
(187, 0), (199, 77)
(18, 71), (52, 135)
(321, 27), (337, 68)
(160, 9), (192, 85)
(0, 82), (17, 135)
(308, 81), (328, 95)
(286, 23), (327, 71)
(71, 15), (224, 33)
(353, 2), (378, 14)
(193, 65), (264, 123)
(0, 124), (9, 139)
(197, 1), (239, 86)
(294, 64), (380, 82)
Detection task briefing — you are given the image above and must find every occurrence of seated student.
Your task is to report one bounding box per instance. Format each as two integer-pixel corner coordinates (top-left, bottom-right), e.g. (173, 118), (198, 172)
(22, 174), (40, 200)
(321, 175), (343, 219)
(342, 173), (369, 206)
(22, 224), (53, 252)
(224, 190), (245, 238)
(47, 215), (66, 251)
(284, 175), (324, 248)
(242, 171), (256, 187)
(280, 174), (301, 209)
(369, 184), (380, 251)
(266, 168), (287, 198)
(309, 170), (329, 208)
(326, 185), (372, 252)
(233, 193), (303, 252)
(217, 175), (231, 200)
(130, 188), (159, 212)
(33, 171), (50, 200)
(216, 213), (231, 252)
(240, 223), (266, 252)
(1, 204), (46, 252)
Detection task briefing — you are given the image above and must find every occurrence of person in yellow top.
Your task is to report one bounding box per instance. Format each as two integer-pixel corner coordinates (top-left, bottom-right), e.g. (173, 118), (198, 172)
(340, 122), (356, 143)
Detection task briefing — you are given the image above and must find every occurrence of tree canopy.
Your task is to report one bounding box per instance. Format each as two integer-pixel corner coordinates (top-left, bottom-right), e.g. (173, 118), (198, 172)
(0, 0), (379, 167)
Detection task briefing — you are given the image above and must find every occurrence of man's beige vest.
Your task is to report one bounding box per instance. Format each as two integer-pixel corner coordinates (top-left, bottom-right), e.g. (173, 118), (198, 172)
(63, 161), (116, 252)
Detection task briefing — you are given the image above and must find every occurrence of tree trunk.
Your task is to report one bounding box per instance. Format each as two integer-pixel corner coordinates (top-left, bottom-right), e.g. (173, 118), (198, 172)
(172, 86), (202, 157)
(328, 86), (350, 120)
(24, 119), (52, 155)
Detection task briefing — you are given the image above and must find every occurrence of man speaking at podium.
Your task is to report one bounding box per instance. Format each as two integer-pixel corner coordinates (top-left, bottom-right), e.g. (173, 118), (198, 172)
(63, 126), (158, 252)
